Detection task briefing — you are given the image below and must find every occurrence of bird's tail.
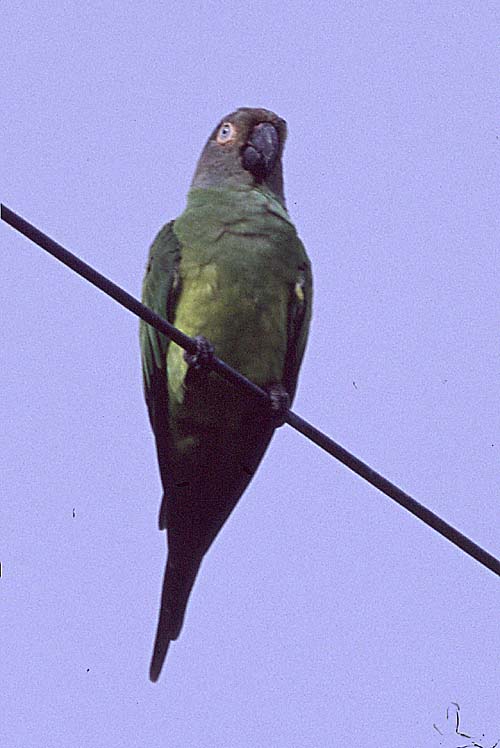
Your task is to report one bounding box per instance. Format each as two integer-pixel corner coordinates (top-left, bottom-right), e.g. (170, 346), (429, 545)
(149, 551), (203, 682)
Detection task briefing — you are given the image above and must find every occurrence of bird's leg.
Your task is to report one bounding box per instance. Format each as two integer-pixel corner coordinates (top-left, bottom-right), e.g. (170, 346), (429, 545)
(183, 335), (215, 370)
(266, 383), (290, 427)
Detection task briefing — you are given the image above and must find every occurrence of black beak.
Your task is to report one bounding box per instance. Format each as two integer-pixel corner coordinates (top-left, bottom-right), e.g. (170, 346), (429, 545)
(241, 122), (280, 180)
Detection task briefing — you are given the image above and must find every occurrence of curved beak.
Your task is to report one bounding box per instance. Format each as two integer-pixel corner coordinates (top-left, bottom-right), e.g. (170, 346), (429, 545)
(241, 122), (280, 180)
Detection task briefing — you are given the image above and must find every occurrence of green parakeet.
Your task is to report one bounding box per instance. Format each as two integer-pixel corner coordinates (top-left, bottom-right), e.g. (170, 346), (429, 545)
(140, 107), (312, 682)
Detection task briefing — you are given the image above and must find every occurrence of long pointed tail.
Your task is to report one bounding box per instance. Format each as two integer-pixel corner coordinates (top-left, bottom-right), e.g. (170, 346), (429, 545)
(149, 552), (203, 682)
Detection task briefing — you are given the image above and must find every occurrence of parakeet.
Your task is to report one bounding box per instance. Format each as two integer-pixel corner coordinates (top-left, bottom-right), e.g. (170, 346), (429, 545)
(140, 107), (312, 682)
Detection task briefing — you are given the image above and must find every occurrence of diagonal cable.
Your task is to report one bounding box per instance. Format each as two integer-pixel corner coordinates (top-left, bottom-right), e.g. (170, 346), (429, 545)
(2, 203), (499, 578)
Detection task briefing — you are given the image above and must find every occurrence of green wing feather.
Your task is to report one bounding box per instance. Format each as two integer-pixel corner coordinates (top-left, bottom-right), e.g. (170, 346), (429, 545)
(283, 251), (313, 403)
(140, 221), (181, 485)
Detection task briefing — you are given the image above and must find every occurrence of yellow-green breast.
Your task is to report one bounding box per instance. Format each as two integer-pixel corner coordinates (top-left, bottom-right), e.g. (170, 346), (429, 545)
(166, 187), (306, 417)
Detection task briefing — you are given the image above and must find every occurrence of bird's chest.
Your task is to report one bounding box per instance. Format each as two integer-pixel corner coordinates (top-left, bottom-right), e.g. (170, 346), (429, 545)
(168, 245), (290, 393)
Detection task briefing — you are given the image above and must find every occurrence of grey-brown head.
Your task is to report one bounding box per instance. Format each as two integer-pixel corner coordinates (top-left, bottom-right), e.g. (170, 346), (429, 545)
(191, 107), (287, 205)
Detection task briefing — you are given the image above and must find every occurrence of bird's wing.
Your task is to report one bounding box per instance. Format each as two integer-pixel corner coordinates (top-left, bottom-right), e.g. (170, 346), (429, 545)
(282, 248), (313, 402)
(140, 221), (181, 484)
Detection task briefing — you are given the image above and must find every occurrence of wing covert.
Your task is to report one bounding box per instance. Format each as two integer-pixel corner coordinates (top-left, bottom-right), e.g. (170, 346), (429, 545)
(140, 221), (181, 434)
(282, 251), (313, 403)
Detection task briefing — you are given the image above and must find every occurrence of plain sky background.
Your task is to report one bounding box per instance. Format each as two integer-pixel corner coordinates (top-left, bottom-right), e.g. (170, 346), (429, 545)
(1, 2), (499, 746)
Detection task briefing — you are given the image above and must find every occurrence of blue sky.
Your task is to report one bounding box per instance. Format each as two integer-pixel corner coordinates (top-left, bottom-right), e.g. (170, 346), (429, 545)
(1, 2), (499, 746)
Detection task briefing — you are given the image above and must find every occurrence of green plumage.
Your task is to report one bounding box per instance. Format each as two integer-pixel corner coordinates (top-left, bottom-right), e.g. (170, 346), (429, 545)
(140, 108), (312, 681)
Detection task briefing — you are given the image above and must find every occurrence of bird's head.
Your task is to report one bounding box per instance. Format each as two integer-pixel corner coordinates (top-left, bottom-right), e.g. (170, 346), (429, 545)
(191, 107), (287, 205)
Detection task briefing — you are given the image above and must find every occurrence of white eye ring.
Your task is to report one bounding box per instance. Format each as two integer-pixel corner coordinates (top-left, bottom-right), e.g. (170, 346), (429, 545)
(216, 122), (235, 144)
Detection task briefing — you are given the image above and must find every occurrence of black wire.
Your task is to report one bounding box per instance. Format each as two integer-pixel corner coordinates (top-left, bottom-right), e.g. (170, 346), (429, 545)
(2, 203), (499, 578)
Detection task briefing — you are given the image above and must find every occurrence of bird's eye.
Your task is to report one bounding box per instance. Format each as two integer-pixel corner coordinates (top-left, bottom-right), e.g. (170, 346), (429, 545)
(216, 122), (235, 144)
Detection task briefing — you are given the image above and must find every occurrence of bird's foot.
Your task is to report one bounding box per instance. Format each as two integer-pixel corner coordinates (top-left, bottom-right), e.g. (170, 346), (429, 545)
(266, 383), (290, 427)
(184, 335), (215, 370)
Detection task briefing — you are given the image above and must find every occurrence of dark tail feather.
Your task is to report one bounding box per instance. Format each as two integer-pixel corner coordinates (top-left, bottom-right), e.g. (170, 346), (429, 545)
(149, 552), (203, 682)
(149, 632), (171, 682)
